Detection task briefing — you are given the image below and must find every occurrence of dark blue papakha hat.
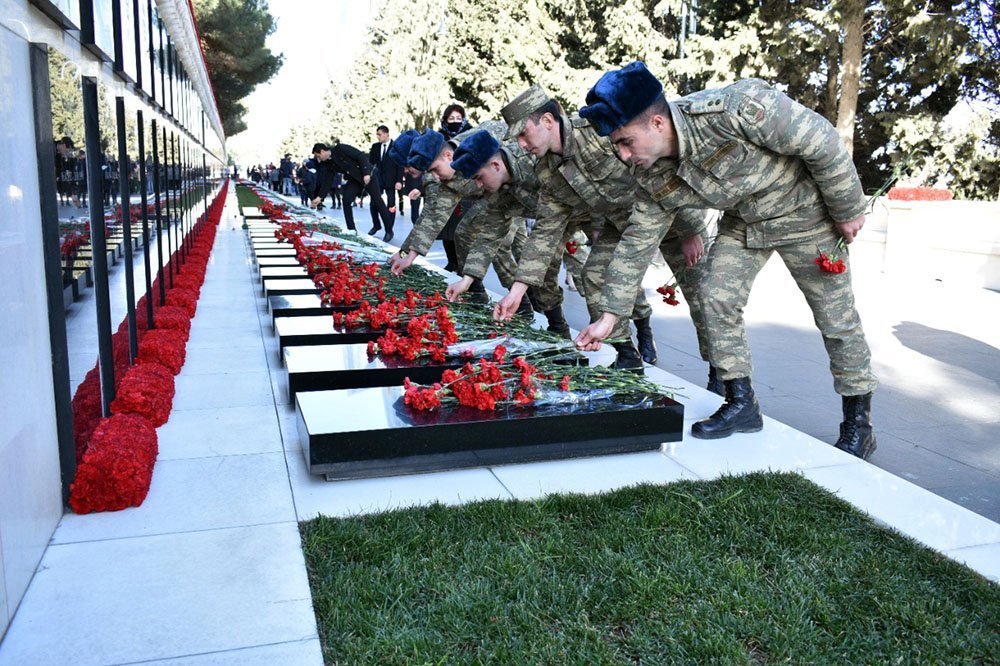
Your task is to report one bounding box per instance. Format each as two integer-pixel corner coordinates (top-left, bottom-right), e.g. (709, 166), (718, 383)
(579, 61), (664, 137)
(388, 129), (419, 166)
(407, 129), (446, 172)
(450, 130), (501, 179)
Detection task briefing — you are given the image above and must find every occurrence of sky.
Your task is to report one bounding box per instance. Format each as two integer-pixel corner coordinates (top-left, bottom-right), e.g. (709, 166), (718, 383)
(225, 1), (376, 165)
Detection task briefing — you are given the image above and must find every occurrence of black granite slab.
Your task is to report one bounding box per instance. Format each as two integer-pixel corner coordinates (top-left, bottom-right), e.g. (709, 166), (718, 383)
(252, 242), (291, 253)
(259, 266), (309, 285)
(254, 248), (298, 259)
(264, 278), (322, 298)
(256, 257), (302, 268)
(274, 313), (382, 351)
(284, 343), (465, 399)
(296, 386), (683, 479)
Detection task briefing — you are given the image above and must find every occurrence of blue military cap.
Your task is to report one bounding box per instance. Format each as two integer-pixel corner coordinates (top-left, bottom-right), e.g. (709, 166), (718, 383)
(579, 61), (664, 137)
(407, 129), (446, 172)
(450, 130), (501, 179)
(388, 129), (419, 166)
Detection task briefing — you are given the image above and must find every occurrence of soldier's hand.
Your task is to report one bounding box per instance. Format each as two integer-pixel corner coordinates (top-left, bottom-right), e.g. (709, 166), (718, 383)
(681, 234), (705, 268)
(837, 214), (866, 244)
(389, 250), (417, 276)
(446, 276), (474, 302)
(574, 313), (616, 351)
(494, 283), (529, 321)
(408, 189), (421, 200)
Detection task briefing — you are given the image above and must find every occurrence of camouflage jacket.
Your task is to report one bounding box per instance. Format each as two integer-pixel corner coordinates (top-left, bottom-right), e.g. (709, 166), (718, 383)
(461, 144), (540, 279)
(399, 121), (508, 256)
(399, 174), (485, 256)
(638, 79), (867, 248)
(515, 115), (671, 316)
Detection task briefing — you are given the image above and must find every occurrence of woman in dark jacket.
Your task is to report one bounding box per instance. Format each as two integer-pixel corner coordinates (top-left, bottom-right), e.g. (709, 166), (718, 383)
(437, 104), (473, 270)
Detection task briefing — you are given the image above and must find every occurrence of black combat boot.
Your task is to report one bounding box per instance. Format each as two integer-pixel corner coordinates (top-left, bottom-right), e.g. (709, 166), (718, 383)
(834, 393), (877, 460)
(466, 278), (490, 304)
(611, 341), (644, 372)
(706, 366), (724, 396)
(514, 296), (535, 319)
(691, 377), (764, 439)
(634, 317), (657, 364)
(544, 306), (572, 339)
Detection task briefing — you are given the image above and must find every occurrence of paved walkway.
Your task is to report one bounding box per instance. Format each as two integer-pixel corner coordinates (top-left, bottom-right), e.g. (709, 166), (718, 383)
(1, 188), (997, 664)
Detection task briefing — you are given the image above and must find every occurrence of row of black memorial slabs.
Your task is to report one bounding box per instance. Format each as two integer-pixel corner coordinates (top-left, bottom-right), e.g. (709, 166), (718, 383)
(241, 192), (685, 483)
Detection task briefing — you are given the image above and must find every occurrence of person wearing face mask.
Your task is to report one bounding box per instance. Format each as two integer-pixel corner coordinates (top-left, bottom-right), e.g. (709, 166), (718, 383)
(440, 103), (472, 139)
(437, 104), (474, 270)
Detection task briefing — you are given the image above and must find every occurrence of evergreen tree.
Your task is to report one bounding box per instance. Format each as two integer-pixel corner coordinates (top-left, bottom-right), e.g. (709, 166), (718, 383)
(193, 0), (283, 137)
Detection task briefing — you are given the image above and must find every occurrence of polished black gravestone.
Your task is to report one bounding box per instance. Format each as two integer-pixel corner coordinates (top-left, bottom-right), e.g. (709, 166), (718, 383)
(264, 278), (322, 298)
(254, 248), (298, 259)
(269, 294), (331, 320)
(274, 314), (382, 352)
(253, 242), (291, 254)
(296, 386), (684, 480)
(259, 266), (309, 286)
(256, 257), (302, 269)
(284, 343), (465, 399)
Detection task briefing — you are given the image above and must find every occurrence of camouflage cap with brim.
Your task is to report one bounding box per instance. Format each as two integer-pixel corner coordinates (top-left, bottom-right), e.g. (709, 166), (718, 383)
(501, 84), (551, 138)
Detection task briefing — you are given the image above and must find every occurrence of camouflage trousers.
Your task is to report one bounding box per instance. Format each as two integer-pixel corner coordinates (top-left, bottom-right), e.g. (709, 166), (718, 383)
(580, 227), (656, 341)
(458, 215), (564, 312)
(699, 227), (878, 396)
(658, 226), (713, 362)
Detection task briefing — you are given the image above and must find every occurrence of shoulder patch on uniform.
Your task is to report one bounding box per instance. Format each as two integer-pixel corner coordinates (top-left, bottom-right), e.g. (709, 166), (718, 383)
(687, 94), (726, 115)
(738, 97), (766, 125)
(652, 176), (684, 202)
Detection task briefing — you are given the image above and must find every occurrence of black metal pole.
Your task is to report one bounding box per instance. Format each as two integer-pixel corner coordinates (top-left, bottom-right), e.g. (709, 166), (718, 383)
(171, 134), (184, 263)
(137, 110), (154, 329)
(82, 77), (115, 414)
(116, 98), (138, 363)
(202, 152), (208, 232)
(151, 119), (165, 306)
(162, 126), (173, 286)
(31, 43), (76, 503)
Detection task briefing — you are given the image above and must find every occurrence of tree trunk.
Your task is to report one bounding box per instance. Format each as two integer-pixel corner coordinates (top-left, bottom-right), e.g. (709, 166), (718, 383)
(836, 0), (864, 155)
(825, 31), (840, 125)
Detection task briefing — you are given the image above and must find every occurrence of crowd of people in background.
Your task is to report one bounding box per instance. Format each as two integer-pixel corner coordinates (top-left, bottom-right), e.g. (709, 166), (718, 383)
(54, 135), (185, 210)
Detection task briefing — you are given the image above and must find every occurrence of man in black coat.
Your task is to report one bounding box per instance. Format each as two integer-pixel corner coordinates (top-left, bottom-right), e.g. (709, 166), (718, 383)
(310, 141), (394, 240)
(368, 125), (403, 237)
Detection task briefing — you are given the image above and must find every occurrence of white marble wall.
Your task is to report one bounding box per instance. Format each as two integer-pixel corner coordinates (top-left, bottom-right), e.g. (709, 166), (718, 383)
(0, 22), (65, 639)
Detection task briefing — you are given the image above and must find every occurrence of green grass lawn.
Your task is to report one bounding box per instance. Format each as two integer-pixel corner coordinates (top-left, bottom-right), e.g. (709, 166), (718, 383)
(301, 472), (999, 664)
(234, 184), (264, 209)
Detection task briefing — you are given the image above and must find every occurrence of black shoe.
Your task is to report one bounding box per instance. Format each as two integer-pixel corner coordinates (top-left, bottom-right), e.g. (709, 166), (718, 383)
(691, 377), (764, 439)
(368, 226), (381, 235)
(634, 316), (657, 364)
(834, 393), (877, 459)
(611, 342), (644, 372)
(706, 366), (724, 396)
(383, 231), (394, 244)
(543, 306), (572, 340)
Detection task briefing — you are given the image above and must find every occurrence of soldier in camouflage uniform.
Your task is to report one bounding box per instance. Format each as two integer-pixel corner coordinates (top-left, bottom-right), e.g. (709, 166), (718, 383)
(580, 61), (878, 458)
(442, 129), (573, 337)
(495, 85), (705, 370)
(388, 128), (490, 286)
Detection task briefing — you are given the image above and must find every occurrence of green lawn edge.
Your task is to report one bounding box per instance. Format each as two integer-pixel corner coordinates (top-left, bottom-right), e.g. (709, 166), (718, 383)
(301, 471), (1000, 664)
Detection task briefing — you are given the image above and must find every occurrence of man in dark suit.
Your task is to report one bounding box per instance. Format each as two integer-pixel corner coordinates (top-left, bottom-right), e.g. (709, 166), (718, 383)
(368, 125), (403, 237)
(310, 140), (395, 240)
